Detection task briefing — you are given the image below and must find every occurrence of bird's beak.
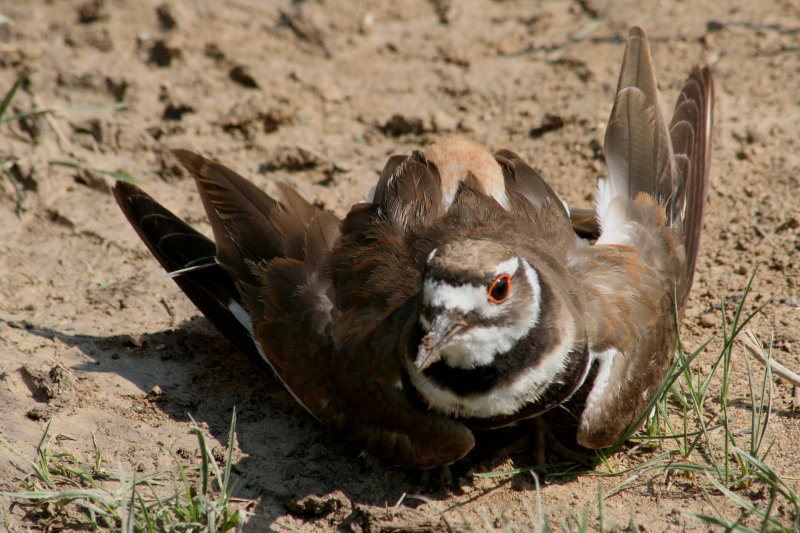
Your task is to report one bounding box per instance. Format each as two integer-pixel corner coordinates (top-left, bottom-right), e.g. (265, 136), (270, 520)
(415, 314), (466, 371)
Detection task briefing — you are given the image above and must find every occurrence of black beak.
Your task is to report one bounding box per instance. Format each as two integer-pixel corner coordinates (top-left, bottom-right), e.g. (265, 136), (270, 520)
(415, 314), (466, 371)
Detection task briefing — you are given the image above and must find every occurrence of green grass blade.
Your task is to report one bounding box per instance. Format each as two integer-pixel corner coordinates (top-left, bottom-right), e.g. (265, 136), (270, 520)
(48, 160), (140, 183)
(689, 513), (757, 532)
(222, 407), (237, 496)
(0, 72), (26, 122)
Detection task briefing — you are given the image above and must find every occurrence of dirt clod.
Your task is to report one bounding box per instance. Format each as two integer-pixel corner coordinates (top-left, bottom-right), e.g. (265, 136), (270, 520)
(149, 39), (180, 67)
(285, 490), (352, 519)
(77, 0), (107, 24)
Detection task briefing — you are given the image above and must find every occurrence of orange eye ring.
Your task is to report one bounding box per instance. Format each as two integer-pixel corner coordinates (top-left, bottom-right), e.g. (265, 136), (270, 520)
(488, 274), (512, 304)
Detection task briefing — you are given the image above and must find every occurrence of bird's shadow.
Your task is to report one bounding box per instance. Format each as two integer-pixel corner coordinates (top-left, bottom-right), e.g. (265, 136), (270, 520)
(17, 316), (583, 527)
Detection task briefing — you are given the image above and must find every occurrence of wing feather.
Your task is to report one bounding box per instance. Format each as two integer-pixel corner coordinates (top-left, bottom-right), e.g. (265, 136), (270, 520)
(578, 27), (713, 448)
(601, 26), (676, 210)
(112, 182), (265, 368)
(495, 149), (568, 220)
(670, 66), (714, 305)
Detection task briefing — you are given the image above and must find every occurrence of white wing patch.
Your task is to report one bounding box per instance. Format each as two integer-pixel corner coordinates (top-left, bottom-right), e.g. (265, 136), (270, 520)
(228, 301), (254, 332)
(582, 347), (619, 415)
(594, 179), (635, 246)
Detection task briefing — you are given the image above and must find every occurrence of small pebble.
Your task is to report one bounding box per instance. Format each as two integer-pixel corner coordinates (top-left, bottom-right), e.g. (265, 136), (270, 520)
(698, 313), (716, 328)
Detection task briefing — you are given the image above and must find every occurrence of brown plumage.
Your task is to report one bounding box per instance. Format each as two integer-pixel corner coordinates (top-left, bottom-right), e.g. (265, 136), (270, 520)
(113, 27), (713, 467)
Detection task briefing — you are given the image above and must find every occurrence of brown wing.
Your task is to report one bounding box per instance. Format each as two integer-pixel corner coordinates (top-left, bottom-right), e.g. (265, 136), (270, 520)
(171, 151), (474, 468)
(573, 231), (678, 448)
(576, 27), (713, 448)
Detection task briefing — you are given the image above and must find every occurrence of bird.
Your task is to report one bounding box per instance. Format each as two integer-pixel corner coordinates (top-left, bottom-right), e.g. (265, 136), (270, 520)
(113, 26), (713, 469)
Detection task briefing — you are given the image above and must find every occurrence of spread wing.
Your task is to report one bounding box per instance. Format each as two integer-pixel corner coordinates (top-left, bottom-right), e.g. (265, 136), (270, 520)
(669, 65), (714, 306)
(118, 151), (474, 468)
(576, 27), (713, 448)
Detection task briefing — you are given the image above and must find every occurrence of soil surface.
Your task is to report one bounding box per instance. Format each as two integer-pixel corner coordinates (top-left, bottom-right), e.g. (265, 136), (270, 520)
(1, 1), (798, 531)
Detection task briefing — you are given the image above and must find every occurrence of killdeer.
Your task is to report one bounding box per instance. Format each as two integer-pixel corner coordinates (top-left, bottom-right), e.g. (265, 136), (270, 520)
(114, 27), (713, 469)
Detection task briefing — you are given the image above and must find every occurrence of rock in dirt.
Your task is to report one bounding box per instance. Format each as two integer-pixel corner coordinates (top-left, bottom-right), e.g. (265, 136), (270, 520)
(698, 313), (717, 328)
(381, 114), (425, 136)
(204, 42), (226, 62)
(162, 102), (195, 121)
(380, 112), (457, 137)
(219, 99), (293, 139)
(18, 365), (76, 404)
(77, 0), (108, 24)
(229, 64), (259, 89)
(156, 3), (178, 31)
(529, 113), (567, 138)
(26, 406), (50, 421)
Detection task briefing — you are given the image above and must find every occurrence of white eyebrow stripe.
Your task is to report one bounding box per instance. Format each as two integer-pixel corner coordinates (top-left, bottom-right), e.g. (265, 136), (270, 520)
(493, 257), (519, 277)
(421, 257), (525, 316)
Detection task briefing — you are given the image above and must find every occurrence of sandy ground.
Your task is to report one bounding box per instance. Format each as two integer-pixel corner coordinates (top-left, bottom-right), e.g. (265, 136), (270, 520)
(0, 0), (798, 531)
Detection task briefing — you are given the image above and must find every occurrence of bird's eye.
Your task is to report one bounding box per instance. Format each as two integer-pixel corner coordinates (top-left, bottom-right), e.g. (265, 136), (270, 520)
(487, 274), (511, 304)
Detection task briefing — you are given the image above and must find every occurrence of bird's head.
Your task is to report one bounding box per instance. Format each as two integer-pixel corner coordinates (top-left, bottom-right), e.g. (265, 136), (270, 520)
(415, 239), (543, 372)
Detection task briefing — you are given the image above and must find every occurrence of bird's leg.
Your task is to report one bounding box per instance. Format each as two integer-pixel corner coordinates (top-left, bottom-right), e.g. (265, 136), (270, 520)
(532, 418), (547, 467)
(532, 417), (593, 468)
(416, 465), (458, 496)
